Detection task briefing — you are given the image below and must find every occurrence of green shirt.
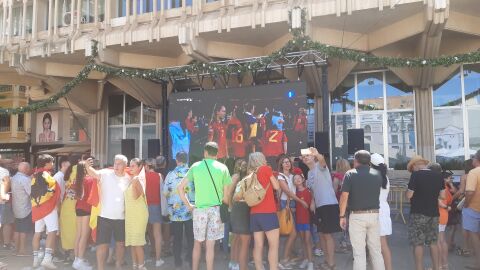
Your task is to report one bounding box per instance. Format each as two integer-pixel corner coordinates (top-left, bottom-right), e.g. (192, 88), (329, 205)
(186, 159), (232, 209)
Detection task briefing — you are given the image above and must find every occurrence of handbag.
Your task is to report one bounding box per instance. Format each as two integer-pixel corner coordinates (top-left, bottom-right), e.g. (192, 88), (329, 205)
(277, 198), (293, 235)
(204, 160), (230, 224)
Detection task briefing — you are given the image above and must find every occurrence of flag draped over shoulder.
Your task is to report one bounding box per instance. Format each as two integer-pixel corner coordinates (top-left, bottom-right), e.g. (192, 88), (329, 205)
(31, 171), (60, 222)
(87, 179), (101, 242)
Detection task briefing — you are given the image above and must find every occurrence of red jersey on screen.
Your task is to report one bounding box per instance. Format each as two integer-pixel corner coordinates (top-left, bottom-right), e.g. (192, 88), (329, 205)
(250, 166), (277, 214)
(185, 118), (198, 134)
(295, 188), (312, 224)
(262, 130), (288, 157)
(294, 114), (307, 133)
(227, 117), (246, 158)
(208, 120), (228, 159)
(145, 171), (161, 205)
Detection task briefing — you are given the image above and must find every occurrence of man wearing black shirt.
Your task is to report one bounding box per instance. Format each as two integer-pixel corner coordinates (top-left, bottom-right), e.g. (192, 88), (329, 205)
(339, 150), (384, 270)
(406, 156), (445, 270)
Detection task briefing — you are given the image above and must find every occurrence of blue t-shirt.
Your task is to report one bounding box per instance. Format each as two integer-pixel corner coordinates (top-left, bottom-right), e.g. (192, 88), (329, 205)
(163, 165), (195, 221)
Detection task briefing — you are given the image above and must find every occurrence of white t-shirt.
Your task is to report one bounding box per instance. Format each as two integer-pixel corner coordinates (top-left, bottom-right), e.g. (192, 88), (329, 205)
(53, 171), (65, 202)
(278, 173), (295, 201)
(98, 169), (130, 220)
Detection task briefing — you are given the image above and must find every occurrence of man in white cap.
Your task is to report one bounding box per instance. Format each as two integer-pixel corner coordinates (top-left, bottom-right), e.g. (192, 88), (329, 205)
(339, 150), (385, 270)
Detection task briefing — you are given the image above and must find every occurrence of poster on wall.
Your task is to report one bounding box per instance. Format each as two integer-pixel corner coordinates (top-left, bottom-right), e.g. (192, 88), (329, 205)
(168, 82), (308, 165)
(36, 111), (59, 143)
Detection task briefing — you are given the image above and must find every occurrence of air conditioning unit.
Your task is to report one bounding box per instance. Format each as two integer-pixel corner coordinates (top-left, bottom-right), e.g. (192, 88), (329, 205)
(62, 11), (88, 26)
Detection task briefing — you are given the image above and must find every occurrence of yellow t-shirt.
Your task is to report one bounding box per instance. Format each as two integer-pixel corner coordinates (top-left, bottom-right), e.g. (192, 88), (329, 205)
(466, 167), (480, 212)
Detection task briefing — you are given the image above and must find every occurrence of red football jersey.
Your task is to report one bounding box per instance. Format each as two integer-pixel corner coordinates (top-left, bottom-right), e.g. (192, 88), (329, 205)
(294, 114), (307, 133)
(262, 129), (288, 157)
(208, 120), (228, 159)
(296, 188), (312, 224)
(227, 117), (246, 158)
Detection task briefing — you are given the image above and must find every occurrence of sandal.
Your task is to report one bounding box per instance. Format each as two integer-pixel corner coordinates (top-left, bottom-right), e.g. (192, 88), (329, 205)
(455, 247), (472, 257)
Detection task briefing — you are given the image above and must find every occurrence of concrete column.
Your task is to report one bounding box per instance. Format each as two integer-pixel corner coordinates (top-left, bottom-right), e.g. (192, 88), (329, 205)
(91, 100), (108, 167)
(414, 87), (435, 161)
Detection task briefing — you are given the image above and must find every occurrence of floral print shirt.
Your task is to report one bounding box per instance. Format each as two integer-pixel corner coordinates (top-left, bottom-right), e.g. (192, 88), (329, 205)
(163, 165), (195, 221)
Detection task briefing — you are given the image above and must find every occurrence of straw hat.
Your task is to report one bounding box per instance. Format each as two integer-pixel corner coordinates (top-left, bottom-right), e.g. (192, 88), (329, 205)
(407, 155), (430, 172)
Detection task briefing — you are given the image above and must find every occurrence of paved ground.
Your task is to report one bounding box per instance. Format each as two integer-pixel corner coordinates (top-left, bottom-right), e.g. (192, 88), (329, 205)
(1, 217), (476, 270)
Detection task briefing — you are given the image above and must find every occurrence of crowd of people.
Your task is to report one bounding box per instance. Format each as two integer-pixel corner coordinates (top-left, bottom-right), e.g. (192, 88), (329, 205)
(0, 145), (478, 270)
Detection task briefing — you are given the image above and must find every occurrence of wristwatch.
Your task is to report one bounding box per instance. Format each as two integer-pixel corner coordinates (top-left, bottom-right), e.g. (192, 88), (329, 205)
(339, 215), (345, 218)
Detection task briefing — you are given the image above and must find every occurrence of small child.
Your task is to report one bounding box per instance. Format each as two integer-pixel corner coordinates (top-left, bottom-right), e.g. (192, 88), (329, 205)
(293, 172), (314, 270)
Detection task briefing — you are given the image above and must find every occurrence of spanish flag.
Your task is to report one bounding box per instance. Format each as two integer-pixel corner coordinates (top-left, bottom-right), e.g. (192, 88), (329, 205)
(31, 171), (60, 222)
(87, 180), (101, 242)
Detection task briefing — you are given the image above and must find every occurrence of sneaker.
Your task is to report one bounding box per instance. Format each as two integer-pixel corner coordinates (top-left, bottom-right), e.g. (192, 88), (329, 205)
(41, 257), (57, 269)
(53, 256), (65, 263)
(72, 258), (81, 269)
(33, 256), (41, 268)
(278, 262), (293, 270)
(155, 259), (165, 267)
(77, 260), (93, 270)
(307, 262), (314, 270)
(299, 259), (309, 269)
(314, 248), (324, 257)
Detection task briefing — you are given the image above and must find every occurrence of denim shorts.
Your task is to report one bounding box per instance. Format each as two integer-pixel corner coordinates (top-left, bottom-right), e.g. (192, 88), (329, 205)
(463, 208), (480, 233)
(250, 213), (279, 233)
(295, 223), (310, 232)
(148, 205), (162, 224)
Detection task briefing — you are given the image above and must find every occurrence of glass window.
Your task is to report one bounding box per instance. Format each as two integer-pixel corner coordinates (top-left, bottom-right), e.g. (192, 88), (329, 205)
(59, 0), (72, 26)
(468, 107), (480, 151)
(386, 71), (414, 110)
(126, 127), (140, 157)
(107, 127), (122, 165)
(143, 105), (156, 124)
(463, 65), (480, 106)
(433, 69), (462, 107)
(331, 114), (355, 162)
(12, 6), (22, 36)
(387, 112), (415, 169)
(69, 113), (89, 142)
(331, 75), (355, 113)
(125, 95), (141, 124)
(357, 73), (384, 111)
(360, 114), (384, 155)
(434, 108), (464, 168)
(18, 114), (24, 131)
(0, 115), (10, 132)
(108, 95), (124, 125)
(142, 125), (156, 159)
(81, 0), (95, 23)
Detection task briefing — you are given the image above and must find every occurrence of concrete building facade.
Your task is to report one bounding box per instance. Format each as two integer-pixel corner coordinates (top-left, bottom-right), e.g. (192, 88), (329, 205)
(0, 0), (479, 169)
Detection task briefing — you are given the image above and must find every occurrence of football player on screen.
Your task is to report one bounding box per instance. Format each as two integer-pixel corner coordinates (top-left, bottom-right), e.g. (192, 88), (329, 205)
(208, 104), (229, 160)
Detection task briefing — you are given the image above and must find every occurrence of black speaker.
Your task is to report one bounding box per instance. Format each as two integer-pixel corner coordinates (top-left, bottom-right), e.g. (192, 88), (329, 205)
(148, 139), (161, 158)
(315, 131), (329, 154)
(121, 139), (135, 161)
(347, 129), (365, 154)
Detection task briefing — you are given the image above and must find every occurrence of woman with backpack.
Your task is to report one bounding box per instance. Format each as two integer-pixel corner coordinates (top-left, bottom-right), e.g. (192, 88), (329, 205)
(243, 152), (280, 270)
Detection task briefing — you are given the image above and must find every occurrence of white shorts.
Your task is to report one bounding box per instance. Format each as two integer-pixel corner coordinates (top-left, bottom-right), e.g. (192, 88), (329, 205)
(439, 224), (446, 232)
(192, 206), (224, 242)
(35, 209), (59, 233)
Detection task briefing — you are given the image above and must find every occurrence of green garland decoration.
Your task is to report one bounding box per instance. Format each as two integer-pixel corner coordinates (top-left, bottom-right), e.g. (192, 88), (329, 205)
(2, 7), (480, 115)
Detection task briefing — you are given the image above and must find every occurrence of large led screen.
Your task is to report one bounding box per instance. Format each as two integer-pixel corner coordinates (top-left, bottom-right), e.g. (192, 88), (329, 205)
(168, 82), (308, 165)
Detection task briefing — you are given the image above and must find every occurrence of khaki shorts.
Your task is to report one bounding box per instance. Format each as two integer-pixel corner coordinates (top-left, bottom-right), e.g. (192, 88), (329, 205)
(193, 206), (224, 242)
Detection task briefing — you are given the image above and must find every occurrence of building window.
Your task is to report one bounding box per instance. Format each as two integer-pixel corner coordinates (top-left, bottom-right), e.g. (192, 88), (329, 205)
(331, 70), (416, 169)
(107, 94), (157, 163)
(17, 114), (24, 132)
(432, 65), (480, 169)
(0, 115), (10, 132)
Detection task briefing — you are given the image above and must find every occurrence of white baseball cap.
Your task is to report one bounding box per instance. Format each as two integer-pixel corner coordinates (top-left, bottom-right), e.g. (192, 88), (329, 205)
(370, 153), (385, 166)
